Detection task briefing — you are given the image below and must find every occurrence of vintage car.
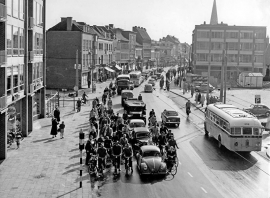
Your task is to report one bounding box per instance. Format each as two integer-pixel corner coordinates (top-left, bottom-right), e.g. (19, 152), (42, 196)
(129, 119), (146, 130)
(136, 145), (167, 176)
(117, 79), (132, 95)
(131, 127), (150, 154)
(124, 98), (147, 123)
(148, 78), (155, 86)
(144, 84), (153, 93)
(161, 109), (180, 127)
(121, 90), (134, 106)
(245, 104), (270, 117)
(129, 81), (134, 90)
(195, 83), (215, 93)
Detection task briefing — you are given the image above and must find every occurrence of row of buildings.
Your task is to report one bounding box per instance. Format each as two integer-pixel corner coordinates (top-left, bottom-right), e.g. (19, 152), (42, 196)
(46, 18), (190, 89)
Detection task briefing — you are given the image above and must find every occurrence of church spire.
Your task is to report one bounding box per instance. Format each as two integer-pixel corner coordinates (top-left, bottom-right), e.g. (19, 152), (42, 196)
(210, 0), (218, 25)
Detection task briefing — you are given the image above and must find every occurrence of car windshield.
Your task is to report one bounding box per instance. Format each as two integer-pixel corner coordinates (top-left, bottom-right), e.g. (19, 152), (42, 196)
(136, 132), (149, 139)
(143, 151), (160, 157)
(166, 111), (178, 116)
(118, 81), (128, 86)
(129, 106), (144, 111)
(122, 93), (133, 98)
(130, 122), (145, 128)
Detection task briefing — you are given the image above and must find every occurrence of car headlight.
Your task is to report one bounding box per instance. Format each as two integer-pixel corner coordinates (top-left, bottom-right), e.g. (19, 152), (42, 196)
(160, 163), (166, 170)
(256, 142), (261, 147)
(141, 163), (147, 170)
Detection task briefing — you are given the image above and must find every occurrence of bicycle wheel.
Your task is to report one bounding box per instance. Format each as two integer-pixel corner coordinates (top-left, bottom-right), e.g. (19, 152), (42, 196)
(170, 164), (177, 176)
(175, 156), (179, 167)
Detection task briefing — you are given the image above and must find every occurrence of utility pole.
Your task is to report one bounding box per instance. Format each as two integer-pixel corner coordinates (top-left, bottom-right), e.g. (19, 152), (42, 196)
(75, 50), (79, 97)
(223, 43), (227, 104)
(220, 48), (225, 103)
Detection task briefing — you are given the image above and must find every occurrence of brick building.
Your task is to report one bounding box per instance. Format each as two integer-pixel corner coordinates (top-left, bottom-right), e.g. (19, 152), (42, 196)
(0, 0), (46, 160)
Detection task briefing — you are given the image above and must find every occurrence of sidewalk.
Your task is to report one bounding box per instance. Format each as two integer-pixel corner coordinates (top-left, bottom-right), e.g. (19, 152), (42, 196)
(0, 82), (110, 198)
(169, 83), (270, 159)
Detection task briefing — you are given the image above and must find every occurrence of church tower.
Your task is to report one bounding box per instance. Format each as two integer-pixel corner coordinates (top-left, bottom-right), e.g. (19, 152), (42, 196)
(210, 0), (218, 25)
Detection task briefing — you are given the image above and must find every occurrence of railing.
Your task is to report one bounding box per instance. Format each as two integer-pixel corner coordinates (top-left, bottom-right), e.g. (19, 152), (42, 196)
(0, 95), (7, 109)
(0, 50), (6, 65)
(0, 4), (7, 21)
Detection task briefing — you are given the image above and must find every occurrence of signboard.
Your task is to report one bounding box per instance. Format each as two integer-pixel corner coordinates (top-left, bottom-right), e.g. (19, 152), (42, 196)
(255, 95), (261, 104)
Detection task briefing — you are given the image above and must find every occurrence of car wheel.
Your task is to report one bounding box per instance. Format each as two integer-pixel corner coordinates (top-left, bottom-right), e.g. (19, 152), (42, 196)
(266, 112), (270, 117)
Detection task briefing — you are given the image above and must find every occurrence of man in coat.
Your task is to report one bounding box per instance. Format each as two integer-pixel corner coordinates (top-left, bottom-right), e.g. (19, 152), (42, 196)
(53, 106), (60, 122)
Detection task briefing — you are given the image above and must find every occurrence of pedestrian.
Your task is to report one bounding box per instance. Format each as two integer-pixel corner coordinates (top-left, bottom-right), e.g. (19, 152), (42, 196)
(190, 85), (194, 98)
(59, 121), (65, 139)
(200, 94), (206, 107)
(15, 131), (23, 149)
(195, 92), (199, 104)
(50, 117), (58, 138)
(187, 83), (190, 92)
(198, 92), (202, 105)
(54, 106), (60, 122)
(183, 82), (186, 94)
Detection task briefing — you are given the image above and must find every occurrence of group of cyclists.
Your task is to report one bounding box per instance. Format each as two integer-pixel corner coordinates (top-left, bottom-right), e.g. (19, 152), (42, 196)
(85, 83), (179, 177)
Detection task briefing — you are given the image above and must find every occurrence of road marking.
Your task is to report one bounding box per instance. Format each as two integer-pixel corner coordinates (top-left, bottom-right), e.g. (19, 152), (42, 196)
(201, 187), (207, 193)
(187, 172), (193, 177)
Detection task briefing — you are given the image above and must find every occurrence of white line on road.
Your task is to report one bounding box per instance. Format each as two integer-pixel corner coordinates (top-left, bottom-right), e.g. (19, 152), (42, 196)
(201, 187), (207, 193)
(187, 172), (193, 177)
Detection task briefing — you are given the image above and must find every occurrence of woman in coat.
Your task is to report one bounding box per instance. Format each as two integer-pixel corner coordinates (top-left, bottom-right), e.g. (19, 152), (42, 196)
(50, 117), (58, 138)
(200, 94), (206, 107)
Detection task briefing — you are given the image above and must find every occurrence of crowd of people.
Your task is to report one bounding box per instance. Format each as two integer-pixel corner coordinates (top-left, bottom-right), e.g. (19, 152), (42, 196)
(85, 85), (179, 176)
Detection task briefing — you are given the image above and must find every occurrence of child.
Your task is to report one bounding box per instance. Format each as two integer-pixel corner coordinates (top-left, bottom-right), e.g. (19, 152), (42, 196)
(59, 121), (65, 139)
(16, 132), (23, 149)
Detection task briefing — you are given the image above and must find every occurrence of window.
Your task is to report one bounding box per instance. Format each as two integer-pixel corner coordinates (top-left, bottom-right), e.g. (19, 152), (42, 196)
(39, 63), (43, 79)
(121, 43), (129, 49)
(226, 32), (239, 39)
(197, 31), (210, 38)
(7, 0), (12, 15)
(253, 128), (260, 135)
(13, 66), (19, 93)
(13, 26), (19, 55)
(33, 1), (36, 24)
(255, 43), (265, 51)
(240, 43), (253, 51)
(13, 0), (19, 18)
(227, 54), (238, 62)
(243, 127), (252, 135)
(19, 0), (24, 20)
(197, 53), (209, 61)
(211, 54), (222, 62)
(35, 33), (43, 54)
(99, 43), (103, 50)
(211, 31), (224, 39)
(196, 42), (209, 50)
(19, 65), (24, 90)
(239, 55), (252, 63)
(19, 28), (24, 55)
(211, 42), (223, 50)
(121, 53), (129, 59)
(7, 25), (12, 55)
(240, 32), (253, 39)
(255, 31), (264, 39)
(227, 42), (238, 50)
(231, 127), (241, 135)
(7, 67), (12, 96)
(254, 55), (263, 63)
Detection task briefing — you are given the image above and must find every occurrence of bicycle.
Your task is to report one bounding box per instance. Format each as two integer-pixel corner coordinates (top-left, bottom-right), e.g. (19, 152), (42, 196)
(112, 154), (121, 175)
(88, 155), (98, 176)
(98, 156), (106, 177)
(166, 156), (178, 176)
(124, 156), (133, 175)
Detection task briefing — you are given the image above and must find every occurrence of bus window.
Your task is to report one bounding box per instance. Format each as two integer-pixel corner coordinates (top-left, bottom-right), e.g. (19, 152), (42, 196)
(231, 127), (241, 135)
(253, 128), (260, 135)
(243, 127), (252, 135)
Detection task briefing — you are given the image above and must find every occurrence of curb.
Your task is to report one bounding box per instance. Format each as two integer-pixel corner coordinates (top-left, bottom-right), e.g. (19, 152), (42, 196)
(170, 90), (205, 113)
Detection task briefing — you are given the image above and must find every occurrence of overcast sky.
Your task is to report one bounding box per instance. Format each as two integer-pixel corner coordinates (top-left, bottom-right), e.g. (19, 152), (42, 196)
(46, 0), (270, 44)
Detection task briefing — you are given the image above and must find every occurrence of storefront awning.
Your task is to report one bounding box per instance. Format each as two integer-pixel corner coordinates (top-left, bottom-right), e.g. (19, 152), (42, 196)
(115, 64), (122, 70)
(105, 67), (115, 72)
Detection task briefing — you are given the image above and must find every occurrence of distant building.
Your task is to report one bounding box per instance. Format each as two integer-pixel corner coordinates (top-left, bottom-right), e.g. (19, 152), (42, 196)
(0, 0), (46, 160)
(179, 42), (191, 66)
(192, 0), (268, 84)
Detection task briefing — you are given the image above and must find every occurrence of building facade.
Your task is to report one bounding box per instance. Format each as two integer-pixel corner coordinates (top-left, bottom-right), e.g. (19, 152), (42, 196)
(192, 0), (268, 83)
(0, 0), (46, 159)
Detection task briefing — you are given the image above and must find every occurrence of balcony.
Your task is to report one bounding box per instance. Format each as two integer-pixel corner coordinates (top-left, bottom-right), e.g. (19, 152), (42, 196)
(0, 95), (7, 109)
(29, 51), (34, 62)
(28, 17), (34, 29)
(0, 50), (6, 66)
(0, 4), (7, 22)
(29, 83), (34, 93)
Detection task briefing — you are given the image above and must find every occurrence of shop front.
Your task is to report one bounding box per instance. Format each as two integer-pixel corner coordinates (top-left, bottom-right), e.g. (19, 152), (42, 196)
(81, 72), (88, 87)
(7, 100), (22, 134)
(104, 67), (115, 80)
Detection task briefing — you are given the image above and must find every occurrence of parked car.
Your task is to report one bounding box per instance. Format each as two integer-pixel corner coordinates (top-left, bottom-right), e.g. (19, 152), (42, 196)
(136, 145), (167, 176)
(123, 98), (147, 123)
(129, 119), (146, 130)
(195, 83), (215, 93)
(148, 79), (155, 86)
(161, 109), (180, 127)
(245, 104), (270, 117)
(144, 84), (153, 93)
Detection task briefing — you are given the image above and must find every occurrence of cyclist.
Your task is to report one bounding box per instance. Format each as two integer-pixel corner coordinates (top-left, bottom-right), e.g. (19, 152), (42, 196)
(120, 134), (129, 148)
(166, 146), (177, 172)
(166, 129), (173, 140)
(89, 124), (97, 139)
(89, 109), (96, 123)
(97, 135), (105, 147)
(109, 81), (113, 89)
(96, 143), (107, 177)
(82, 92), (88, 104)
(112, 141), (122, 174)
(107, 106), (114, 117)
(122, 110), (128, 123)
(186, 100), (191, 116)
(107, 97), (113, 109)
(112, 132), (119, 143)
(92, 98), (97, 109)
(149, 115), (157, 127)
(167, 135), (179, 150)
(104, 136), (112, 158)
(104, 124), (113, 139)
(149, 123), (159, 145)
(102, 93), (107, 105)
(160, 123), (169, 134)
(157, 132), (167, 156)
(138, 94), (142, 101)
(149, 109), (155, 118)
(85, 139), (96, 165)
(123, 143), (133, 172)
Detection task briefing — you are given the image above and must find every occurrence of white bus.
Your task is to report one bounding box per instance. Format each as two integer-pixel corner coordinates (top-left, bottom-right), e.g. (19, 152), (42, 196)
(204, 103), (263, 152)
(116, 74), (130, 82)
(129, 71), (143, 87)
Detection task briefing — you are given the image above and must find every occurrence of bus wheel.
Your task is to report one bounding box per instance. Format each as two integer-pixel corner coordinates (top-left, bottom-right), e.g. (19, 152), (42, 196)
(218, 136), (222, 149)
(204, 123), (209, 136)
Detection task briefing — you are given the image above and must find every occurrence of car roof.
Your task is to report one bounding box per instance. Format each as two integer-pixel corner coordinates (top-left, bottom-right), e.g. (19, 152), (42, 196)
(141, 145), (160, 152)
(121, 90), (133, 93)
(129, 119), (145, 123)
(163, 109), (177, 112)
(145, 84), (152, 86)
(252, 104), (267, 106)
(134, 127), (149, 132)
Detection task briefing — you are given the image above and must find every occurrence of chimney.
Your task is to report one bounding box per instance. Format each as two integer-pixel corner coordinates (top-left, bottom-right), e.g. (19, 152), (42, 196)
(109, 24), (114, 29)
(67, 17), (72, 31)
(132, 26), (136, 32)
(61, 17), (67, 22)
(105, 25), (109, 29)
